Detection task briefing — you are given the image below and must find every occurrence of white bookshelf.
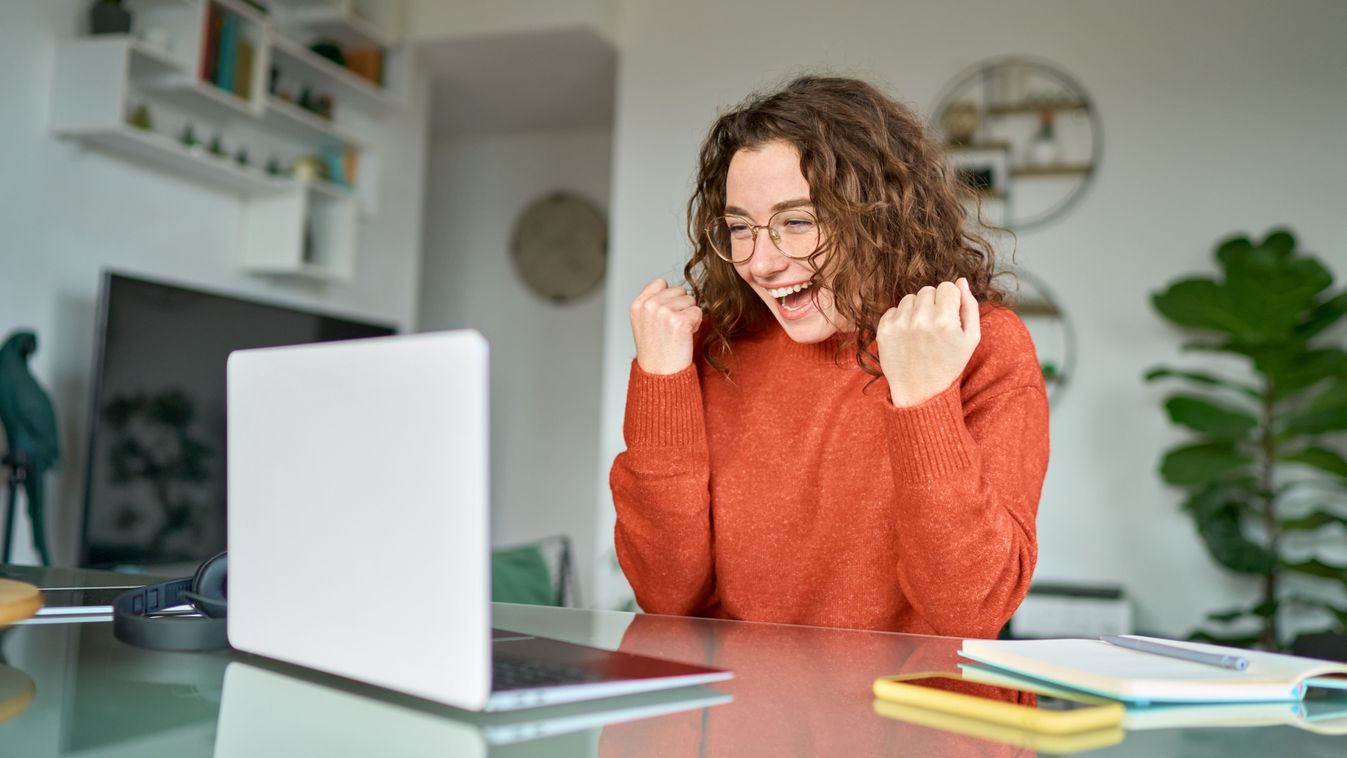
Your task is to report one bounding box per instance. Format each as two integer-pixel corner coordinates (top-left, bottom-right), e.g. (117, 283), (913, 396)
(49, 0), (404, 283)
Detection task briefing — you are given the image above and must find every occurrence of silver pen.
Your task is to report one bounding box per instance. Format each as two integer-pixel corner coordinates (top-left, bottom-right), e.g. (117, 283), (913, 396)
(1100, 635), (1249, 671)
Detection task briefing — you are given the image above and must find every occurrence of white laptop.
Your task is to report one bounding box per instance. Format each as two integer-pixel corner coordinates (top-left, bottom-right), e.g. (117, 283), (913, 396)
(225, 331), (730, 711)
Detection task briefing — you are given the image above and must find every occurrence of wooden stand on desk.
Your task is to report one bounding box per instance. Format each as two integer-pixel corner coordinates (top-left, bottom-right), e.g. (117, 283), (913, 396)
(0, 578), (43, 625)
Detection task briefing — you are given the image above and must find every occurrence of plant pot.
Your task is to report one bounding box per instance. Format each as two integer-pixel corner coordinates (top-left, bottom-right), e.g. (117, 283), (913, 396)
(1291, 632), (1347, 663)
(90, 3), (132, 35)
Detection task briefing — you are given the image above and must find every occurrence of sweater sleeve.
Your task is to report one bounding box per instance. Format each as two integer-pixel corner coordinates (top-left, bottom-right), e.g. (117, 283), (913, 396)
(883, 309), (1049, 638)
(609, 360), (718, 616)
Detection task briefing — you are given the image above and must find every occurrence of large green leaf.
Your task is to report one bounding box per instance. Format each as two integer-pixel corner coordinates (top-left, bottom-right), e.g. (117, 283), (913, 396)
(1181, 486), (1275, 574)
(1281, 509), (1347, 532)
(1160, 443), (1254, 486)
(1283, 558), (1347, 584)
(1144, 367), (1260, 399)
(1205, 607), (1249, 623)
(1261, 229), (1297, 257)
(1152, 278), (1244, 334)
(1164, 395), (1258, 440)
(1284, 379), (1347, 434)
(1187, 629), (1263, 648)
(1218, 232), (1331, 341)
(1263, 348), (1347, 396)
(1280, 447), (1347, 479)
(1294, 291), (1347, 341)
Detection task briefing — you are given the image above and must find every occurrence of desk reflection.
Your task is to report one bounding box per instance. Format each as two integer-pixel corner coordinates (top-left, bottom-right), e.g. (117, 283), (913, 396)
(598, 612), (1031, 757)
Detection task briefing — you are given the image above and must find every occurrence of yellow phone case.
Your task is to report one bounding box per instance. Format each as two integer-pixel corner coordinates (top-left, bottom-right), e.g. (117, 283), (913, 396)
(872, 698), (1126, 756)
(872, 672), (1125, 735)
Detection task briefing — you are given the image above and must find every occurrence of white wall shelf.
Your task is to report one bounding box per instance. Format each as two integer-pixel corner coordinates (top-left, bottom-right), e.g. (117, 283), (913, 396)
(67, 125), (297, 195)
(48, 0), (404, 284)
(264, 95), (364, 150)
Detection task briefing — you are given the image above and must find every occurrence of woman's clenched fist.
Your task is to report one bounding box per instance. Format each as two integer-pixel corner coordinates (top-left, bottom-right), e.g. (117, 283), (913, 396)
(877, 277), (981, 407)
(631, 278), (703, 375)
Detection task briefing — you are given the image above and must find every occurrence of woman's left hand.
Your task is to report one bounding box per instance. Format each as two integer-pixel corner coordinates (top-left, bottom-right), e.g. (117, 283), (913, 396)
(877, 278), (981, 407)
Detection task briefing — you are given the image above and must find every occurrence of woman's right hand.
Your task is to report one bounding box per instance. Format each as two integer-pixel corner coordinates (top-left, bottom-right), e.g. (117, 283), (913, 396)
(630, 278), (702, 375)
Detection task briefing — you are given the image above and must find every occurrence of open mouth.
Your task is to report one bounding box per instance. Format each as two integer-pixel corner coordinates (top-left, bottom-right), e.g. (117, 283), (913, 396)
(768, 281), (813, 312)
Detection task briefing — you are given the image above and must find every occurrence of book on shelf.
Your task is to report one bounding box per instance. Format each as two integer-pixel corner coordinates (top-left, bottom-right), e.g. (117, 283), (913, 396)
(234, 40), (254, 98)
(200, 3), (223, 82)
(215, 11), (240, 92)
(959, 635), (1347, 704)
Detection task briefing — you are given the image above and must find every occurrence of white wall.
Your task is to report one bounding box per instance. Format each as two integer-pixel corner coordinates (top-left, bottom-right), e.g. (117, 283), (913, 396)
(418, 128), (611, 605)
(593, 0), (1347, 634)
(406, 0), (620, 47)
(0, 0), (430, 565)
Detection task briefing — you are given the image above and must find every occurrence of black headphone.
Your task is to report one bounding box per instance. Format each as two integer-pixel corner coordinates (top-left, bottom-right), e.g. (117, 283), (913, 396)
(112, 551), (229, 651)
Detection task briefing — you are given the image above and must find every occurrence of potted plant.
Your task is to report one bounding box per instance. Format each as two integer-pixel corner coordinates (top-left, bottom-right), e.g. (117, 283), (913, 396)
(1147, 228), (1347, 652)
(90, 0), (132, 35)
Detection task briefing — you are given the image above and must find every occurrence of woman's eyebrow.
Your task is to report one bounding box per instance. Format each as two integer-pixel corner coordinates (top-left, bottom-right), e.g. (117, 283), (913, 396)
(723, 198), (814, 216)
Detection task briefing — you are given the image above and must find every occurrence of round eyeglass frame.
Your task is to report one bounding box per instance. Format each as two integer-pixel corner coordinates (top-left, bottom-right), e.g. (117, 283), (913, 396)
(704, 208), (822, 264)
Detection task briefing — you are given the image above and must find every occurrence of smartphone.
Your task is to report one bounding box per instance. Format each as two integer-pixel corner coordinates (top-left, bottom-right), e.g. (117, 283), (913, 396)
(872, 672), (1124, 735)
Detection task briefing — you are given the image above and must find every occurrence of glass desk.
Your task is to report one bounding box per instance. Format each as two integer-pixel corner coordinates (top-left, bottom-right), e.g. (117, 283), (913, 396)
(0, 565), (1343, 757)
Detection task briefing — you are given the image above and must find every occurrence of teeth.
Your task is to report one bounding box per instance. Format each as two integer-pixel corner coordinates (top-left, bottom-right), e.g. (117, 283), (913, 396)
(767, 282), (811, 299)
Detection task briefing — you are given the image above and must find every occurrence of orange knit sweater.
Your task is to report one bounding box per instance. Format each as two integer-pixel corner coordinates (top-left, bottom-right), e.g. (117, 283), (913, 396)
(610, 305), (1049, 638)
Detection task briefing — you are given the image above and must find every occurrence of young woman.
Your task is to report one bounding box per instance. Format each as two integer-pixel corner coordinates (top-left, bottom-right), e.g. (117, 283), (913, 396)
(610, 76), (1049, 639)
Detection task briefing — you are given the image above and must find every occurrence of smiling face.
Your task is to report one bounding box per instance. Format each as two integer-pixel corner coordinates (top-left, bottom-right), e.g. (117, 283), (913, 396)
(724, 140), (845, 343)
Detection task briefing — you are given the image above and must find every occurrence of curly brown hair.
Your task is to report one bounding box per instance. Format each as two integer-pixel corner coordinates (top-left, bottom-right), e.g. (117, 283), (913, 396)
(685, 75), (1007, 376)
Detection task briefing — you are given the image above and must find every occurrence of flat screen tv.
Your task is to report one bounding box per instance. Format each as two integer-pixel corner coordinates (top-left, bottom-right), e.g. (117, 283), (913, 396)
(81, 272), (395, 568)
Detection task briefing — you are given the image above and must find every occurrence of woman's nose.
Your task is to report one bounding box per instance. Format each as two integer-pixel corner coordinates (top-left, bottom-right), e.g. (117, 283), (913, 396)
(747, 232), (789, 277)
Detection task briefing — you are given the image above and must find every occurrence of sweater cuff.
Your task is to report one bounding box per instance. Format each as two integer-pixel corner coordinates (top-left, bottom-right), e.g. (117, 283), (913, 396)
(623, 360), (706, 448)
(884, 382), (976, 483)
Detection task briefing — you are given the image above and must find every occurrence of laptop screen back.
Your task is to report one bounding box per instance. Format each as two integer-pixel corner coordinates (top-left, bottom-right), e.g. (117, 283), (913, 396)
(226, 331), (492, 709)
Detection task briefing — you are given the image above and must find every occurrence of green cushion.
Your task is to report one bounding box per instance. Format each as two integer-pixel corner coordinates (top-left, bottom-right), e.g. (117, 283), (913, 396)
(490, 545), (557, 606)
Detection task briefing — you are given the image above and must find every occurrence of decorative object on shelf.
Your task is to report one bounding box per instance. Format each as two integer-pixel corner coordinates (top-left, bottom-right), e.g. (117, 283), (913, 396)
(321, 150), (347, 186)
(179, 123), (199, 148)
(1146, 227), (1347, 651)
(510, 191), (608, 304)
(345, 48), (384, 85)
(89, 0), (131, 36)
(128, 103), (153, 131)
(342, 148), (359, 185)
(940, 101), (980, 146)
(1026, 108), (1062, 166)
(314, 93), (334, 119)
(291, 155), (325, 182)
(235, 147), (249, 167)
(931, 56), (1102, 230)
(265, 156), (285, 177)
(0, 331), (60, 566)
(298, 86), (315, 112)
(208, 132), (227, 158)
(309, 39), (345, 67)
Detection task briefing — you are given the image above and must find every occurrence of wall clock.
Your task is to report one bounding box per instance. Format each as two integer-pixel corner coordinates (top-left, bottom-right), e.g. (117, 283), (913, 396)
(509, 192), (608, 304)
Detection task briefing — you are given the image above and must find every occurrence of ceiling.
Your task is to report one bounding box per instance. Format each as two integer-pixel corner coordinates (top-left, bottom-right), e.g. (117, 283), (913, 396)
(419, 27), (617, 138)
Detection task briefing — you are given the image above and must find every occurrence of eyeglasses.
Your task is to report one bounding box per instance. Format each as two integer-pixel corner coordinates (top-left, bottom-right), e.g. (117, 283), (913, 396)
(704, 209), (821, 264)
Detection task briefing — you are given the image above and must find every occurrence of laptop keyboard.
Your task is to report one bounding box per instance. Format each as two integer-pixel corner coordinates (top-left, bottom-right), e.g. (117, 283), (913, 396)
(492, 654), (606, 692)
